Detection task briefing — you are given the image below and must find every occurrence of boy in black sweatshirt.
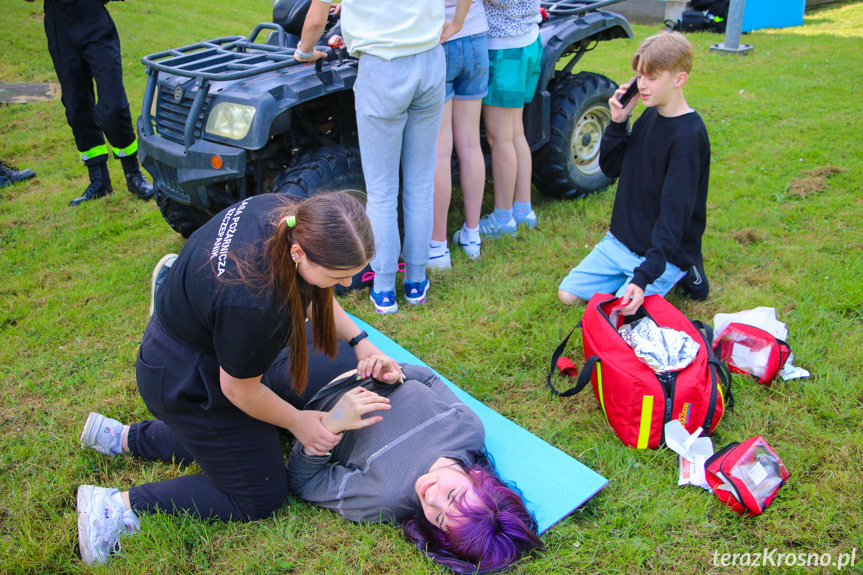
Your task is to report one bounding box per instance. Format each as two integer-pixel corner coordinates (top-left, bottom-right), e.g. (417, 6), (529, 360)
(558, 31), (710, 314)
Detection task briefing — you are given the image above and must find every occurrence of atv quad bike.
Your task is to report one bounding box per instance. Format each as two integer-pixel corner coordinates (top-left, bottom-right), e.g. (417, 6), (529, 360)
(137, 0), (632, 238)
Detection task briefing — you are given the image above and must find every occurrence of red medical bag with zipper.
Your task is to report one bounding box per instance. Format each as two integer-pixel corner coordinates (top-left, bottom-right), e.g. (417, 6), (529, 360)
(547, 294), (732, 449)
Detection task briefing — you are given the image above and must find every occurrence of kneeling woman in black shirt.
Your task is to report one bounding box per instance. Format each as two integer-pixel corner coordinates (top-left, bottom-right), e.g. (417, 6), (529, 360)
(75, 192), (402, 566)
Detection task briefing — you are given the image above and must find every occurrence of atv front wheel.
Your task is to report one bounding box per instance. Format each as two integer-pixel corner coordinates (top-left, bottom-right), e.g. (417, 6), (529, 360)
(272, 146), (366, 204)
(154, 185), (212, 239)
(534, 72), (618, 199)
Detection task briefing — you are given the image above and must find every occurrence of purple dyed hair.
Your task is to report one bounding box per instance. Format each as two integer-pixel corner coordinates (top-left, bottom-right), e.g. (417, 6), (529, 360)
(401, 455), (542, 573)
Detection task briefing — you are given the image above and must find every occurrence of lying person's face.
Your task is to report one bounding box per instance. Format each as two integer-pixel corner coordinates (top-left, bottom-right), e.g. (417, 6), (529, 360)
(415, 458), (481, 532)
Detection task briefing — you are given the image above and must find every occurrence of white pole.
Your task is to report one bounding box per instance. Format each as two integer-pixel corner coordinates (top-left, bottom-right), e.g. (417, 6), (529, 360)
(710, 0), (754, 54)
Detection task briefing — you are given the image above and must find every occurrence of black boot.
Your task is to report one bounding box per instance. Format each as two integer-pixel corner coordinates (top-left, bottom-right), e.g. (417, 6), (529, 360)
(121, 154), (154, 201)
(0, 159), (36, 188)
(69, 163), (113, 206)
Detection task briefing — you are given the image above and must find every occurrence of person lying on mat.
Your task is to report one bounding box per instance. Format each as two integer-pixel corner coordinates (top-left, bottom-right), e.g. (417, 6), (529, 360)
(285, 357), (543, 573)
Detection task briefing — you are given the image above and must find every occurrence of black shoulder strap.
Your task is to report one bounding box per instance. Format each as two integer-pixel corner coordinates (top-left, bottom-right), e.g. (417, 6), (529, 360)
(546, 323), (599, 397)
(693, 319), (735, 412)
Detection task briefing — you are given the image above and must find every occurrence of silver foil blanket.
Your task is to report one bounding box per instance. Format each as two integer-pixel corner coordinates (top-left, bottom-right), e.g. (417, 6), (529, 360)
(618, 318), (700, 373)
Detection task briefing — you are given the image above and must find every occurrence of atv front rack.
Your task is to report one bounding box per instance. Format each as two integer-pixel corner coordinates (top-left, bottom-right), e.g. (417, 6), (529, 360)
(541, 0), (628, 17)
(140, 23), (332, 149)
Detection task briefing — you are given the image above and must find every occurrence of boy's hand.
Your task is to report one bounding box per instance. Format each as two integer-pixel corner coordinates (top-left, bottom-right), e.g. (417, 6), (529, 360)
(609, 80), (639, 123)
(619, 283), (645, 316)
(321, 387), (391, 434)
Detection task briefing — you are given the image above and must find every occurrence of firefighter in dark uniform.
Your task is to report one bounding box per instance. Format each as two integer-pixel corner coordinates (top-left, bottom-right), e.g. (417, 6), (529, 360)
(31, 0), (153, 206)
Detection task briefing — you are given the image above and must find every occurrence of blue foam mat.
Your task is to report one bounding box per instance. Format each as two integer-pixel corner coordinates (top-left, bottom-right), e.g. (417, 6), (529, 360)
(349, 315), (608, 533)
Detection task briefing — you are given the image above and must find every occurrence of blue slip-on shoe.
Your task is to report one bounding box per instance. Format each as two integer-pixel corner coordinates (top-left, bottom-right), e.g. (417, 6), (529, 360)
(404, 278), (430, 305)
(514, 209), (537, 229)
(478, 214), (518, 239)
(370, 289), (399, 314)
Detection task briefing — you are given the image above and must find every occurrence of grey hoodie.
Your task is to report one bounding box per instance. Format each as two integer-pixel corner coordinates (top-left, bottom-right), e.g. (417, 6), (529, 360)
(287, 364), (485, 523)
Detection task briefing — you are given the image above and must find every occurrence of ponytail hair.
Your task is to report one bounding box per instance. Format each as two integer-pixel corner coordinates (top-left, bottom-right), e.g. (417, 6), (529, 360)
(234, 192), (374, 393)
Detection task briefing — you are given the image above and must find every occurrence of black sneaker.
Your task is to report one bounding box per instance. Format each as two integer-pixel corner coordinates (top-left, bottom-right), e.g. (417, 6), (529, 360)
(0, 159), (36, 188)
(676, 262), (710, 302)
(149, 253), (178, 317)
(69, 163), (113, 206)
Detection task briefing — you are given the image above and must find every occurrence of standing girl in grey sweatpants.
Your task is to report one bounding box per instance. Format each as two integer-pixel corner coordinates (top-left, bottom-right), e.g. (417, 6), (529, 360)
(295, 0), (471, 314)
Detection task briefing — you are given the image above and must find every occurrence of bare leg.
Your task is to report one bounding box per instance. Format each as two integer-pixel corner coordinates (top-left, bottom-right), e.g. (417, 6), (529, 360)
(432, 100), (454, 243)
(511, 106), (533, 204)
(482, 105), (517, 210)
(452, 98), (485, 229)
(558, 290), (587, 306)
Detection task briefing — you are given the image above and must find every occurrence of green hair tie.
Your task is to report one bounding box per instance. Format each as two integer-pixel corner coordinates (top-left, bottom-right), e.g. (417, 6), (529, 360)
(283, 215), (296, 228)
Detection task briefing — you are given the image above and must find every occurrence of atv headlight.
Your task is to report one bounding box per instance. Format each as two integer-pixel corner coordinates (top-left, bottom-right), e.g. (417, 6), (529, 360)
(205, 103), (256, 140)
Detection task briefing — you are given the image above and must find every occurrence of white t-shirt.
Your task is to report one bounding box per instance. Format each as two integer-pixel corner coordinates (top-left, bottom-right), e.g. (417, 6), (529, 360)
(321, 0), (445, 61)
(445, 0), (488, 42)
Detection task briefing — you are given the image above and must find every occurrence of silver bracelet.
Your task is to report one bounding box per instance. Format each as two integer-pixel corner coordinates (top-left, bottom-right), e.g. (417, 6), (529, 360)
(296, 47), (315, 59)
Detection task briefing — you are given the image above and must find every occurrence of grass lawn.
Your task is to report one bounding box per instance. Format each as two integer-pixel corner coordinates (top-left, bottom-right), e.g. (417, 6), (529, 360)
(1, 1), (862, 573)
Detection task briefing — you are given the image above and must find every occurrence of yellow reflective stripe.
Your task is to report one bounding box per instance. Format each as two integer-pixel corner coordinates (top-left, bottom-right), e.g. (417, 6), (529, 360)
(637, 395), (654, 449)
(80, 145), (108, 161)
(596, 362), (607, 416)
(112, 139), (138, 158)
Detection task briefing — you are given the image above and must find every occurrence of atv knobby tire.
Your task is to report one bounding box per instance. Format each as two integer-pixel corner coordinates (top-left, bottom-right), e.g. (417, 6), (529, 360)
(155, 186), (212, 239)
(534, 72), (618, 199)
(272, 146), (366, 204)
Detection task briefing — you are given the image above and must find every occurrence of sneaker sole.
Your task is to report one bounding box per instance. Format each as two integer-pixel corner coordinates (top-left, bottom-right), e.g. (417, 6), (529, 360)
(79, 412), (103, 452)
(77, 485), (100, 566)
(370, 296), (398, 314)
(149, 254), (178, 317)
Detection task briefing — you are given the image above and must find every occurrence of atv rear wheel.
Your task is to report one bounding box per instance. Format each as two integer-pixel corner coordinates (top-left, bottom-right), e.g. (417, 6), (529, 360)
(272, 146), (366, 204)
(154, 185), (212, 239)
(534, 72), (618, 199)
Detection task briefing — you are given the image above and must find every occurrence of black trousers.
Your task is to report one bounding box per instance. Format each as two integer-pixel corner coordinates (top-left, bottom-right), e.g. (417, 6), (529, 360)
(43, 0), (136, 165)
(129, 317), (358, 521)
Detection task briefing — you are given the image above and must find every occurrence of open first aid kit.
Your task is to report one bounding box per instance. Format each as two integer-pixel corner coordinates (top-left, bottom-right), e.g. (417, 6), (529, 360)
(714, 322), (792, 385)
(705, 436), (790, 516)
(547, 294), (732, 449)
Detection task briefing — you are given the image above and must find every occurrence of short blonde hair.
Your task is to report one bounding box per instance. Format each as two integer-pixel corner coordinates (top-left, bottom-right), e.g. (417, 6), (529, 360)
(631, 32), (694, 76)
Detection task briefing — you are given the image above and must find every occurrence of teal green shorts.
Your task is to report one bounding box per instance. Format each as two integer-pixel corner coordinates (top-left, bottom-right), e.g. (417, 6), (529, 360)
(483, 36), (543, 108)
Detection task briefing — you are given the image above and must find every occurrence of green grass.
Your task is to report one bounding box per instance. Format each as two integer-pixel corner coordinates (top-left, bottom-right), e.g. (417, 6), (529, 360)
(2, 1), (862, 573)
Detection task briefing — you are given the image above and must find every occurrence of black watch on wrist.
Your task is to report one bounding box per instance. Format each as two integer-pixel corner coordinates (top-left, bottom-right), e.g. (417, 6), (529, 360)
(348, 330), (369, 348)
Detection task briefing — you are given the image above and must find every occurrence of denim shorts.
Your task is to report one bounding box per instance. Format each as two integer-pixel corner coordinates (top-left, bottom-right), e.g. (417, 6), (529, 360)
(443, 33), (489, 102)
(483, 36), (542, 108)
(558, 232), (687, 300)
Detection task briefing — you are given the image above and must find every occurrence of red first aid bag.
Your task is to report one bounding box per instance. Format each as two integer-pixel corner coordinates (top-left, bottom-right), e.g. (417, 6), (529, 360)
(713, 322), (792, 385)
(547, 294), (732, 449)
(705, 436), (790, 516)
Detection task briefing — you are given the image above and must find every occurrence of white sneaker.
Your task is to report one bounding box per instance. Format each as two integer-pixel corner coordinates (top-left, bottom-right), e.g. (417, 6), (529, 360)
(427, 246), (452, 270)
(77, 485), (140, 566)
(453, 227), (481, 260)
(149, 253), (178, 317)
(80, 412), (125, 457)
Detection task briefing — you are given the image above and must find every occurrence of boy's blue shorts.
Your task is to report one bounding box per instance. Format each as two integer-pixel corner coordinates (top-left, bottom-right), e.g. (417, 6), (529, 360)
(559, 232), (687, 300)
(443, 33), (489, 102)
(483, 36), (542, 108)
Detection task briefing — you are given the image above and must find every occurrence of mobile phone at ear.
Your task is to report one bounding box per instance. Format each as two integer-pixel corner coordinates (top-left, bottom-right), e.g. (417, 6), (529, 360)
(618, 76), (639, 106)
